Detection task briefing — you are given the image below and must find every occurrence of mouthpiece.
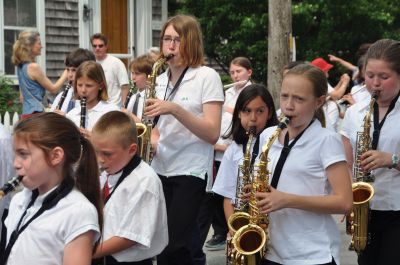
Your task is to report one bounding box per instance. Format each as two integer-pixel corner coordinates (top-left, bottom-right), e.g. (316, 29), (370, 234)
(164, 54), (174, 61)
(278, 116), (290, 129)
(248, 125), (257, 135)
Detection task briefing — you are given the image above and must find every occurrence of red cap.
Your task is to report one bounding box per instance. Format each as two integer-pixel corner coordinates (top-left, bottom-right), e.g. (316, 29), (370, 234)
(310, 58), (333, 72)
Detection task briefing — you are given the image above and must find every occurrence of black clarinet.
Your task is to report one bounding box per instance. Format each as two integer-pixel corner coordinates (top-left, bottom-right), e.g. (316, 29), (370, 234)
(57, 82), (72, 110)
(124, 82), (136, 109)
(80, 97), (87, 129)
(0, 176), (23, 199)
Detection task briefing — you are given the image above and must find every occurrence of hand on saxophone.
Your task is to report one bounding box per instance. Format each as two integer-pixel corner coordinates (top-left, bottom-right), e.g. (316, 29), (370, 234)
(240, 184), (252, 202)
(256, 187), (288, 214)
(145, 98), (178, 117)
(360, 150), (393, 171)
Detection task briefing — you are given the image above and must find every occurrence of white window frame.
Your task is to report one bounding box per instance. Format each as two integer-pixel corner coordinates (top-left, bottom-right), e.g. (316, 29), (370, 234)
(0, 0), (45, 82)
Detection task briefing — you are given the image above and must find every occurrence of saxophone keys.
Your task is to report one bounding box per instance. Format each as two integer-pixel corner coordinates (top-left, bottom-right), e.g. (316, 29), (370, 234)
(348, 240), (355, 251)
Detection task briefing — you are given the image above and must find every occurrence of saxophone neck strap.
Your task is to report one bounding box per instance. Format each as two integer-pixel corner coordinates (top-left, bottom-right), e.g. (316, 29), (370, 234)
(372, 91), (400, 150)
(163, 66), (189, 101)
(153, 66), (189, 127)
(270, 119), (314, 189)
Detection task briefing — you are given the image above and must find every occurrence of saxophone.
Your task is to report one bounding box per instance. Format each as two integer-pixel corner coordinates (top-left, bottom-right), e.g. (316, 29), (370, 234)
(123, 82), (147, 154)
(231, 117), (289, 265)
(347, 94), (377, 254)
(227, 126), (256, 265)
(140, 54), (174, 163)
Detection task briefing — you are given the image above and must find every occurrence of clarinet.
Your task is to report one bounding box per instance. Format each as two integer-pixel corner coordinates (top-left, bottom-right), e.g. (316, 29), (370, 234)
(80, 97), (87, 129)
(0, 176), (23, 199)
(57, 82), (72, 110)
(124, 82), (136, 109)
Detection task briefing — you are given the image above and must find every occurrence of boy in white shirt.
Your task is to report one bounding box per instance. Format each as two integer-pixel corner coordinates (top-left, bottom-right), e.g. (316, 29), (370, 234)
(91, 111), (168, 265)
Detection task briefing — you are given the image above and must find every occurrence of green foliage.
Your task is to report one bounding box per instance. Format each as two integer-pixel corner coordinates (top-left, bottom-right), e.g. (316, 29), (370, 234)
(171, 0), (400, 83)
(0, 75), (21, 115)
(174, 0), (268, 83)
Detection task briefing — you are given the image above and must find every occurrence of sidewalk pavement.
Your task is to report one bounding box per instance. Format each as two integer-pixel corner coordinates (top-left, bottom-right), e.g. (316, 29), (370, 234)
(204, 215), (358, 265)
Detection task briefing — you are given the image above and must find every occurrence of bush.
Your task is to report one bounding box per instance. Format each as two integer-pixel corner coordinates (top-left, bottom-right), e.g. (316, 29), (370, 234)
(0, 75), (21, 115)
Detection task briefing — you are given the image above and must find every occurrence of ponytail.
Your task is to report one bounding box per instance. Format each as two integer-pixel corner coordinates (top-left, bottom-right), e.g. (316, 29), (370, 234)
(315, 108), (326, 128)
(76, 136), (103, 237)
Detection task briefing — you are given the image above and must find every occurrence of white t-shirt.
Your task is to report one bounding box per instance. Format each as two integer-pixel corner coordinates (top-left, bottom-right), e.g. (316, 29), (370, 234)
(151, 66), (224, 179)
(212, 141), (244, 201)
(66, 100), (120, 131)
(50, 86), (75, 113)
(259, 120), (345, 265)
(100, 160), (168, 262)
(125, 90), (146, 120)
(215, 82), (251, 162)
(323, 100), (340, 132)
(5, 187), (100, 265)
(340, 96), (400, 210)
(97, 54), (129, 107)
(350, 84), (370, 104)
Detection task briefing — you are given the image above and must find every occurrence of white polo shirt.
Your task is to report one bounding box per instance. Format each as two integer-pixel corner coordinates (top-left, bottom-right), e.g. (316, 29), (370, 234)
(126, 90), (146, 120)
(66, 100), (120, 131)
(151, 66), (224, 179)
(5, 187), (100, 265)
(341, 96), (400, 210)
(259, 120), (345, 265)
(100, 160), (168, 262)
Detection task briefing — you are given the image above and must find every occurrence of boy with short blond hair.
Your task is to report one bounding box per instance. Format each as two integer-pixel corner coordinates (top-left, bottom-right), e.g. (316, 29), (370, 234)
(91, 111), (168, 265)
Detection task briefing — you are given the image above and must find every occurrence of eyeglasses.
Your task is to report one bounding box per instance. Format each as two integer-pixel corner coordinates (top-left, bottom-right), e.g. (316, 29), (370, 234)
(162, 36), (181, 45)
(92, 44), (104, 48)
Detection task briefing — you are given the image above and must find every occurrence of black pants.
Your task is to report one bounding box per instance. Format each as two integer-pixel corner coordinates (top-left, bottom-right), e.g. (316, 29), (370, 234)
(190, 161), (228, 265)
(210, 161), (229, 237)
(196, 192), (228, 247)
(157, 175), (206, 265)
(197, 161), (228, 242)
(92, 256), (152, 265)
(358, 210), (400, 265)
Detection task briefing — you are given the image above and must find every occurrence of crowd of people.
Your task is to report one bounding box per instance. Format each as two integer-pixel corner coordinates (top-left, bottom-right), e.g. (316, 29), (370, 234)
(0, 13), (399, 265)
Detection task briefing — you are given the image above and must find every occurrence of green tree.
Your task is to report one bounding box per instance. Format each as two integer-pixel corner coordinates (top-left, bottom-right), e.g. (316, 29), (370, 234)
(171, 0), (400, 83)
(173, 0), (268, 83)
(0, 75), (21, 115)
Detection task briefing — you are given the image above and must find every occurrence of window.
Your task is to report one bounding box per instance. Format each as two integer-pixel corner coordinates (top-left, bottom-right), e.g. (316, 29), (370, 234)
(2, 0), (37, 76)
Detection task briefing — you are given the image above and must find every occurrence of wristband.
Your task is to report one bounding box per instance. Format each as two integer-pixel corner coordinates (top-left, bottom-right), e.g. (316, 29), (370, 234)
(389, 154), (399, 169)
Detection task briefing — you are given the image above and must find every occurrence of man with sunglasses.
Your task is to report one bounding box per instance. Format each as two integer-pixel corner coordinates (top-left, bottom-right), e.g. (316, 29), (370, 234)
(90, 33), (129, 107)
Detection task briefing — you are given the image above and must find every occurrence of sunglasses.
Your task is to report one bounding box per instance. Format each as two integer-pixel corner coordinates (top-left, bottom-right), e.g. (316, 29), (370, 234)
(92, 44), (105, 48)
